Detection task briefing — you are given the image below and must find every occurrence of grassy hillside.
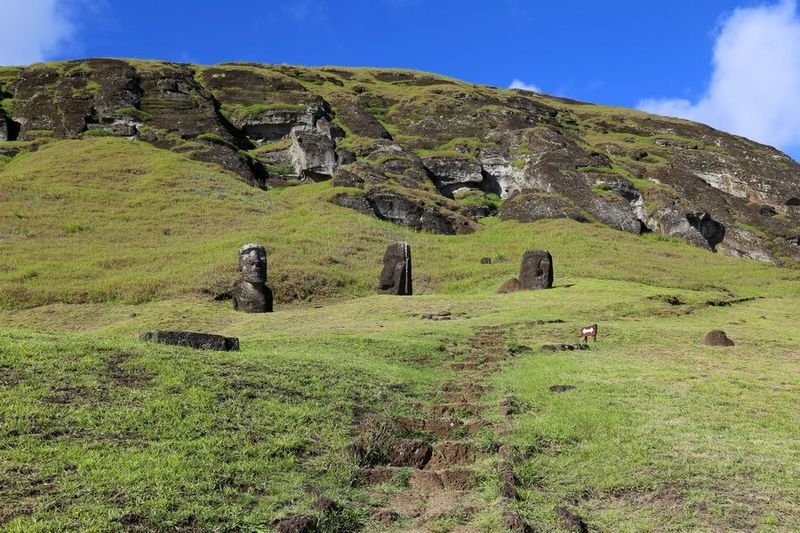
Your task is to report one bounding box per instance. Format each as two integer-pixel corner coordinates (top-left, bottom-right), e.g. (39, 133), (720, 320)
(1, 138), (799, 531)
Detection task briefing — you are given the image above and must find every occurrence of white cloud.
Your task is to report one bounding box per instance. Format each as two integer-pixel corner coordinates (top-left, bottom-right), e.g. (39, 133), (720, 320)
(509, 79), (541, 93)
(0, 0), (81, 65)
(639, 0), (800, 153)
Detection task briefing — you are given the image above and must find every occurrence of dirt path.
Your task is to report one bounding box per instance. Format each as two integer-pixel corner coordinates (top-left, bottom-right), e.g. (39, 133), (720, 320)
(355, 325), (530, 532)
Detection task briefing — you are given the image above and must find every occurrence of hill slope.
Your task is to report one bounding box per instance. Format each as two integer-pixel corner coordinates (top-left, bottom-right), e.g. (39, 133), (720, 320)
(1, 59), (799, 265)
(1, 60), (799, 532)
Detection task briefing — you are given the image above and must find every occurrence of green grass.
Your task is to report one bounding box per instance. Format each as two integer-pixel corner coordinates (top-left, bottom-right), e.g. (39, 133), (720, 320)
(264, 164), (295, 175)
(195, 132), (238, 151)
(0, 98), (14, 116)
(1, 137), (799, 530)
(116, 107), (153, 122)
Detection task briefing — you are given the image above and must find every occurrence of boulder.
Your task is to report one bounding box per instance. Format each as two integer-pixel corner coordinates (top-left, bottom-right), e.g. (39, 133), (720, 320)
(498, 278), (520, 294)
(336, 147), (356, 165)
(519, 250), (553, 290)
(290, 130), (337, 178)
(717, 227), (776, 264)
(140, 331), (240, 351)
(704, 330), (735, 346)
(366, 189), (475, 235)
(379, 242), (412, 295)
(330, 192), (372, 216)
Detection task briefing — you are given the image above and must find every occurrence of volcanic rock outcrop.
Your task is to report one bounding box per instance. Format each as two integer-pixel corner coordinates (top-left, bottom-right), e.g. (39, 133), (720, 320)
(1, 58), (798, 263)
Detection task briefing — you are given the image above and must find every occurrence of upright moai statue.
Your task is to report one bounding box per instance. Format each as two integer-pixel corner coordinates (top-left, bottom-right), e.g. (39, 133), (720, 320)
(379, 242), (412, 296)
(232, 243), (274, 312)
(518, 250), (553, 290)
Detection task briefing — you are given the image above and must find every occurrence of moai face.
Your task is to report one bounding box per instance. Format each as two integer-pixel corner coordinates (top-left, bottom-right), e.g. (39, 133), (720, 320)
(239, 244), (267, 283)
(519, 249), (553, 290)
(537, 255), (550, 277)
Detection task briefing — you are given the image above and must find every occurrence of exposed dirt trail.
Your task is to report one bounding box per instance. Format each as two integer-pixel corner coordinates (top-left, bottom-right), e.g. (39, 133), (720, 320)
(357, 325), (530, 532)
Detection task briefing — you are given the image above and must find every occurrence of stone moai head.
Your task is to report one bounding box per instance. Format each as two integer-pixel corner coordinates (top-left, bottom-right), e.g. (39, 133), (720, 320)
(519, 250), (553, 290)
(239, 243), (267, 284)
(379, 242), (412, 296)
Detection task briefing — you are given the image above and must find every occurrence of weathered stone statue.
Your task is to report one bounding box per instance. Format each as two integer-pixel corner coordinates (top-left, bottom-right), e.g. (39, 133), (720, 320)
(232, 243), (273, 312)
(519, 250), (553, 290)
(379, 242), (412, 296)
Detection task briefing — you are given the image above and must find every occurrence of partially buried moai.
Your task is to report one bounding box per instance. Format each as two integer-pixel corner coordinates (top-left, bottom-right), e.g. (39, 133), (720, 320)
(232, 243), (274, 313)
(379, 242), (412, 296)
(519, 250), (553, 290)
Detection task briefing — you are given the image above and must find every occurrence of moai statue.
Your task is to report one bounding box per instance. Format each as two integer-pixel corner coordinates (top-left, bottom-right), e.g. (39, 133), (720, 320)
(379, 242), (412, 296)
(232, 243), (274, 313)
(518, 250), (553, 290)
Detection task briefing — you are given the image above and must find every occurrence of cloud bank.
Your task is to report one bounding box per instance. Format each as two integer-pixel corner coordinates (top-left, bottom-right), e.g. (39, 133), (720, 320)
(639, 0), (800, 154)
(509, 79), (541, 93)
(0, 0), (79, 65)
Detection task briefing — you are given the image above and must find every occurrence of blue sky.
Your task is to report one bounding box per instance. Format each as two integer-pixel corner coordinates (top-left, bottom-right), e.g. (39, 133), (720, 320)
(3, 0), (800, 158)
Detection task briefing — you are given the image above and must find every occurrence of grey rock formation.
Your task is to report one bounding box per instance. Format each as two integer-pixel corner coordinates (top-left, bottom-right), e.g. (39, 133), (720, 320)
(140, 331), (240, 351)
(316, 117), (345, 140)
(647, 207), (709, 249)
(331, 192), (372, 215)
(290, 130), (337, 179)
(499, 192), (588, 223)
(479, 147), (527, 199)
(423, 156), (484, 196)
(232, 243), (274, 313)
(519, 250), (553, 290)
(379, 242), (412, 296)
(366, 189), (473, 235)
(718, 227), (776, 264)
(686, 212), (726, 250)
(241, 108), (320, 143)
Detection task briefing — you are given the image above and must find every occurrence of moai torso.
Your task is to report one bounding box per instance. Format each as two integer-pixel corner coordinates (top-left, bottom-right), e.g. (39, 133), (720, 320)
(379, 242), (412, 296)
(518, 250), (553, 290)
(233, 243), (274, 313)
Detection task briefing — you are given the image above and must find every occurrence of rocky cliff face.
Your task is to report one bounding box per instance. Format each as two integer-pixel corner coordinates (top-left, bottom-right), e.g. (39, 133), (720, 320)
(1, 59), (798, 263)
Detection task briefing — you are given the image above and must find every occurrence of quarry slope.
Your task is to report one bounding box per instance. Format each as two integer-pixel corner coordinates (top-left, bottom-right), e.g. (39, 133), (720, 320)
(1, 59), (800, 532)
(1, 58), (799, 266)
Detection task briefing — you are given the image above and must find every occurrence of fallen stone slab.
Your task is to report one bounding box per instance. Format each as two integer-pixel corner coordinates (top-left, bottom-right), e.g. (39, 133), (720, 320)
(140, 331), (240, 351)
(540, 344), (589, 353)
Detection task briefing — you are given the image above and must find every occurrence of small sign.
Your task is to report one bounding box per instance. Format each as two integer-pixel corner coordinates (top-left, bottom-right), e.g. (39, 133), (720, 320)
(580, 324), (598, 343)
